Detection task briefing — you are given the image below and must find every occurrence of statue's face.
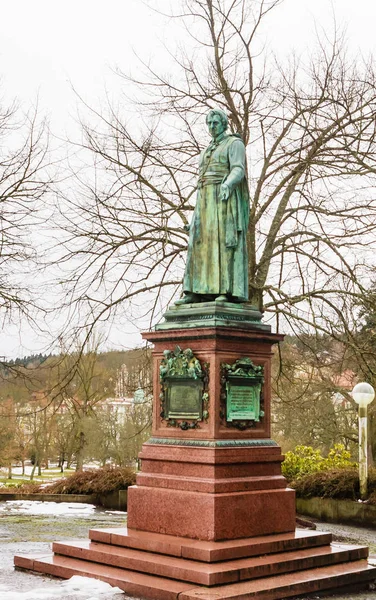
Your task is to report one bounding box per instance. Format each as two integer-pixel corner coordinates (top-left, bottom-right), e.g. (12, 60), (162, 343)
(207, 114), (226, 140)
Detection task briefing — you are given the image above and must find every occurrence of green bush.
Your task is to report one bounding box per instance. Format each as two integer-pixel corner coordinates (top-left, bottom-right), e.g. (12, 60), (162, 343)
(282, 445), (324, 480)
(0, 481), (41, 494)
(325, 444), (355, 469)
(282, 444), (356, 482)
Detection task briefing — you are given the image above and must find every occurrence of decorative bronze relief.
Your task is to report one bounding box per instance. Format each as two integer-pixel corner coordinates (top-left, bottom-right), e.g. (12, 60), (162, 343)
(160, 346), (209, 430)
(220, 358), (264, 430)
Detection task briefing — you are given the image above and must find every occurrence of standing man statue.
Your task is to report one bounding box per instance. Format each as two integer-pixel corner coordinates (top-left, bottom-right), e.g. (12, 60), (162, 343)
(176, 108), (249, 305)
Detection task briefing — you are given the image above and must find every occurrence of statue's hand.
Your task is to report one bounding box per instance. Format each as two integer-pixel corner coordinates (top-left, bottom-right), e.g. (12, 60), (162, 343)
(220, 183), (230, 201)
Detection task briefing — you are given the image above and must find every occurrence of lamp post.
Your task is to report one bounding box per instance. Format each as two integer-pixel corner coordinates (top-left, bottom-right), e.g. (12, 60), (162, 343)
(352, 382), (375, 500)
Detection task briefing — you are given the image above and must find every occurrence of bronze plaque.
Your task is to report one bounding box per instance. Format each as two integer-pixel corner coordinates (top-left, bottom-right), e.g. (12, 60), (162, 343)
(226, 383), (261, 422)
(166, 378), (203, 420)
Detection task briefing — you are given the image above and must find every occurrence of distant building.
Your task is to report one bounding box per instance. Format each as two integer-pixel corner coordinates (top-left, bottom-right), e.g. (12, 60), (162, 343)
(99, 396), (134, 424)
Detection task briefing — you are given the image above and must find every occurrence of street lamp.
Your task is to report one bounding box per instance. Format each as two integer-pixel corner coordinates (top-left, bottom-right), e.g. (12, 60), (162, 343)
(352, 382), (375, 500)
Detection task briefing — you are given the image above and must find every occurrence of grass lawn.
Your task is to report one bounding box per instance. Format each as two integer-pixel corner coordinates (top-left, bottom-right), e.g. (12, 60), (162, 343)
(0, 466), (75, 488)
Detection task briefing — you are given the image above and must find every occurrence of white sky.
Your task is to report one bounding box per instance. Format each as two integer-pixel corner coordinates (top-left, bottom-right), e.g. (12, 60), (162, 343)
(2, 0), (376, 131)
(0, 0), (376, 357)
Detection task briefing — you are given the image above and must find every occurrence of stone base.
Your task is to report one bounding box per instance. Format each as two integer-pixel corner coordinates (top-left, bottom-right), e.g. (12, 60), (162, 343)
(15, 527), (376, 599)
(127, 441), (295, 541)
(155, 300), (269, 331)
(128, 486), (295, 541)
(13, 319), (376, 597)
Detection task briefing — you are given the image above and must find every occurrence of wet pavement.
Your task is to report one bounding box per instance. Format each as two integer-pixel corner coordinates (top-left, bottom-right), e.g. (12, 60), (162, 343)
(0, 501), (375, 599)
(295, 516), (376, 600)
(311, 519), (376, 556)
(0, 500), (131, 599)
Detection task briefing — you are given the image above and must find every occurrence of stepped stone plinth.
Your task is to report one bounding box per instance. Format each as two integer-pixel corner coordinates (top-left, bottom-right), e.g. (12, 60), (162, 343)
(14, 304), (376, 598)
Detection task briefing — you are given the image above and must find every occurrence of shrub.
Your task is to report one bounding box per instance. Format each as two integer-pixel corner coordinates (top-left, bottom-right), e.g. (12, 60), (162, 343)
(292, 467), (376, 501)
(2, 466), (136, 495)
(0, 481), (41, 494)
(365, 468), (376, 504)
(282, 444), (356, 482)
(282, 446), (325, 480)
(324, 445), (355, 470)
(41, 466), (136, 495)
(292, 469), (359, 500)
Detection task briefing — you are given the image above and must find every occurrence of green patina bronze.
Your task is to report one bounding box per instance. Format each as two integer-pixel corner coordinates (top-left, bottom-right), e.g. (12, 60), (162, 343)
(176, 109), (249, 305)
(227, 385), (261, 422)
(156, 299), (268, 332)
(220, 358), (264, 430)
(146, 438), (278, 447)
(159, 346), (209, 430)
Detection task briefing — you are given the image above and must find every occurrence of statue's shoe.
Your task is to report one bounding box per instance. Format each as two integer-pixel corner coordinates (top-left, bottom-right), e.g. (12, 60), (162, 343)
(215, 295), (228, 302)
(174, 294), (197, 305)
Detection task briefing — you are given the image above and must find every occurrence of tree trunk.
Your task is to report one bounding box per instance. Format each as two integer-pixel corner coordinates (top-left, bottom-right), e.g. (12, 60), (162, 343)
(249, 287), (263, 312)
(65, 448), (73, 469)
(30, 463), (37, 481)
(75, 431), (86, 471)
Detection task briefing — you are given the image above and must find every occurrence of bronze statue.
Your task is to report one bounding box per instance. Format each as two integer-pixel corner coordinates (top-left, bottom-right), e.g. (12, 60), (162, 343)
(176, 109), (249, 305)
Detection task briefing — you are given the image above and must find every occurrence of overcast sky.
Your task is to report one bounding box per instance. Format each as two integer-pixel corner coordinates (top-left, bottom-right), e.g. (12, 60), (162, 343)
(0, 0), (376, 357)
(1, 0), (376, 131)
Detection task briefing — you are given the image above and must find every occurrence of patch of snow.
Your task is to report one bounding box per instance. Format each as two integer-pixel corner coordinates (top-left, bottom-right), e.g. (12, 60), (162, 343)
(0, 576), (123, 598)
(104, 510), (126, 516)
(0, 501), (96, 517)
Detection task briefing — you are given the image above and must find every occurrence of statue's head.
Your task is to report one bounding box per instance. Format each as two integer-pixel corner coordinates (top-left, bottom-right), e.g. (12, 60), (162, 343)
(206, 109), (228, 139)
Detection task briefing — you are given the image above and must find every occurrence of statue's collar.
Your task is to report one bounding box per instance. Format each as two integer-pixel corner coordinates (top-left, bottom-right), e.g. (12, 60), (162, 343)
(208, 132), (227, 150)
(213, 132), (227, 143)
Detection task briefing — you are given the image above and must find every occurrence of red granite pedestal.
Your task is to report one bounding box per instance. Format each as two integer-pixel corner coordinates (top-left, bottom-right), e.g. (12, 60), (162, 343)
(14, 317), (376, 598)
(128, 323), (296, 543)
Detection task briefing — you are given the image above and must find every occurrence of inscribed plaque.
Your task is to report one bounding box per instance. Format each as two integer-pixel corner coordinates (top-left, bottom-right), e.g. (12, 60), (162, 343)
(166, 378), (203, 420)
(226, 382), (261, 422)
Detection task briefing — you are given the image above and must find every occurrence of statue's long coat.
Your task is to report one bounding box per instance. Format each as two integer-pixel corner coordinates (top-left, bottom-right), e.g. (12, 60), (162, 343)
(183, 133), (249, 300)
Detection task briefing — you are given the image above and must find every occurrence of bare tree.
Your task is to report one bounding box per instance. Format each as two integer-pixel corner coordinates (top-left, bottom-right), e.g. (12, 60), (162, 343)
(55, 0), (376, 345)
(56, 337), (115, 471)
(0, 96), (50, 324)
(271, 334), (358, 455)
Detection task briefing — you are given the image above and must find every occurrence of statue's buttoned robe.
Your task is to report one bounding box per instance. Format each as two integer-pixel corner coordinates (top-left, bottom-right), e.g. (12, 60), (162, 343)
(183, 133), (249, 300)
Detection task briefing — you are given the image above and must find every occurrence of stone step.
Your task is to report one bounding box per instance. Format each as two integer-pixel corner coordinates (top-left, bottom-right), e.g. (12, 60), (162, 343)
(88, 527), (333, 562)
(51, 539), (369, 586)
(136, 472), (287, 493)
(14, 553), (193, 600)
(14, 553), (376, 600)
(179, 560), (376, 599)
